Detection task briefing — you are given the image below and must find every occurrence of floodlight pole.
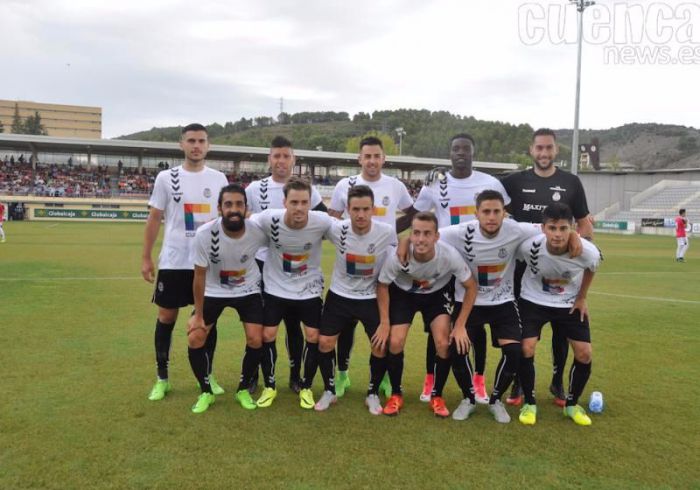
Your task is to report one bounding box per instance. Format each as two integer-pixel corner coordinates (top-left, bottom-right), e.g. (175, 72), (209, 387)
(570, 0), (594, 175)
(396, 127), (406, 155)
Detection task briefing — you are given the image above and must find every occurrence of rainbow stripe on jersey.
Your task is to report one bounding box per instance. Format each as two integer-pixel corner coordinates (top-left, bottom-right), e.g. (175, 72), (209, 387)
(283, 253), (309, 274)
(450, 205), (476, 225)
(477, 263), (506, 287)
(346, 254), (375, 277)
(184, 203), (211, 231)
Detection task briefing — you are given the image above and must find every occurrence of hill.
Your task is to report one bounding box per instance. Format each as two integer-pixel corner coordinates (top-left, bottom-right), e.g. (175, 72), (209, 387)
(117, 110), (700, 170)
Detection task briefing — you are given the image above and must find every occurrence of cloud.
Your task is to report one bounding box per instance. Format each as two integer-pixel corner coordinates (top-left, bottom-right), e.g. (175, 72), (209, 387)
(0, 0), (695, 138)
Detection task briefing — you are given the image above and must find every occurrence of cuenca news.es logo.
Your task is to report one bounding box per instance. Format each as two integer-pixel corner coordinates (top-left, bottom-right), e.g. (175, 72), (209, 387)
(518, 2), (700, 65)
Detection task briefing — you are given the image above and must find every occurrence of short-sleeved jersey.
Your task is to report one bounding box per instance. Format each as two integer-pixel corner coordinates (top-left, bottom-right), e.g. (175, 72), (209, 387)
(250, 209), (333, 300)
(378, 241), (471, 294)
(439, 219), (541, 305)
(245, 176), (323, 262)
(193, 218), (268, 298)
(413, 171), (511, 229)
(501, 168), (589, 223)
(148, 165), (228, 270)
(329, 174), (413, 229)
(676, 216), (687, 238)
(0, 203), (5, 222)
(518, 234), (601, 307)
(326, 220), (397, 299)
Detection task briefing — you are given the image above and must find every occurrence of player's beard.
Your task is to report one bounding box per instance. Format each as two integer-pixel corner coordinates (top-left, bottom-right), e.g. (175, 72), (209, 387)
(222, 212), (245, 232)
(534, 157), (553, 172)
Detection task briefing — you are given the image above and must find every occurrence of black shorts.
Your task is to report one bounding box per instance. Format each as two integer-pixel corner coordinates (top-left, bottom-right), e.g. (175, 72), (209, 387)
(389, 283), (454, 328)
(461, 301), (522, 347)
(518, 298), (591, 343)
(262, 293), (323, 328)
(319, 290), (380, 337)
(152, 269), (194, 309)
(202, 294), (264, 326)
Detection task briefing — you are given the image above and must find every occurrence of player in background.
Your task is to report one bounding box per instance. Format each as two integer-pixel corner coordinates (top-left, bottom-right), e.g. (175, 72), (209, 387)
(675, 208), (689, 262)
(246, 136), (327, 394)
(0, 201), (6, 242)
(378, 212), (478, 418)
(141, 123), (229, 401)
(308, 185), (397, 413)
(329, 136), (414, 398)
(249, 177), (334, 409)
(398, 133), (511, 403)
(187, 184), (267, 413)
(516, 202), (601, 426)
(501, 128), (594, 407)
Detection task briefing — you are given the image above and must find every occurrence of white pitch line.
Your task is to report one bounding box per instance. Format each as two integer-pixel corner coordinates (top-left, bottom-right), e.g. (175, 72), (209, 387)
(45, 224), (60, 228)
(0, 276), (142, 282)
(590, 291), (700, 305)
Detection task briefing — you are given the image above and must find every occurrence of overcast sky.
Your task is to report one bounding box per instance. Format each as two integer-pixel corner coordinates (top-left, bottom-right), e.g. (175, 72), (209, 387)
(2, 0), (697, 138)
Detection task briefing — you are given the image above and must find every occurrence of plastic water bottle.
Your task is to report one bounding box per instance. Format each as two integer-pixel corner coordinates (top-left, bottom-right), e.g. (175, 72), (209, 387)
(589, 391), (604, 413)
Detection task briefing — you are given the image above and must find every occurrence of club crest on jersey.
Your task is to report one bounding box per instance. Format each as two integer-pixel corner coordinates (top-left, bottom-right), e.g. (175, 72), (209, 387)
(203, 188), (212, 198)
(367, 243), (376, 254)
(241, 254), (249, 263)
(303, 242), (312, 251)
(552, 192), (561, 201)
(498, 247), (508, 259)
(382, 196), (390, 206)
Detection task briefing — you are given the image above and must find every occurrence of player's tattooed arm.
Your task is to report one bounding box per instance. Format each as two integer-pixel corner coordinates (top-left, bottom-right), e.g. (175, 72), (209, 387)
(372, 283), (391, 352)
(141, 207), (163, 283)
(570, 268), (595, 322)
(395, 207), (418, 234)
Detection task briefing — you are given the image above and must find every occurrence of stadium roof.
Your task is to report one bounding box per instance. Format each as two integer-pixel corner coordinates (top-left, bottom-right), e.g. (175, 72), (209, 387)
(0, 134), (517, 172)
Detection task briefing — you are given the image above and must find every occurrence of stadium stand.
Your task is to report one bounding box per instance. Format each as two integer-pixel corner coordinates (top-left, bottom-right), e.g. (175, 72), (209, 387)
(600, 180), (700, 225)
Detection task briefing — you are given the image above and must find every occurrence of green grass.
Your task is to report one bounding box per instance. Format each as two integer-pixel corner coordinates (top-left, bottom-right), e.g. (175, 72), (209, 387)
(1, 222), (699, 489)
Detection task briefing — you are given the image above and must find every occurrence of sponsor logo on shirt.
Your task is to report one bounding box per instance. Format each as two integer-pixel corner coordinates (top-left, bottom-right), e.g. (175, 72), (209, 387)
(220, 269), (246, 286)
(184, 203), (211, 234)
(283, 252), (309, 274)
(373, 207), (387, 216)
(477, 263), (506, 287)
(346, 254), (375, 277)
(522, 203), (547, 212)
(450, 205), (476, 225)
(541, 277), (569, 294)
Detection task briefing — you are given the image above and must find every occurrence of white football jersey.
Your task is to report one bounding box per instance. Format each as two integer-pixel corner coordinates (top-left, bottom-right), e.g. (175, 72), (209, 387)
(250, 209), (333, 300)
(439, 219), (540, 305)
(326, 219), (397, 299)
(193, 218), (268, 298)
(413, 170), (511, 229)
(518, 234), (601, 307)
(245, 176), (323, 262)
(329, 173), (413, 229)
(149, 165), (228, 270)
(378, 241), (471, 294)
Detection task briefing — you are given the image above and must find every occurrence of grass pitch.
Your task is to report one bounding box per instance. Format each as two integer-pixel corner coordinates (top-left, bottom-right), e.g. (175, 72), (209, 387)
(1, 222), (698, 489)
